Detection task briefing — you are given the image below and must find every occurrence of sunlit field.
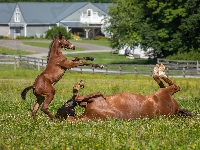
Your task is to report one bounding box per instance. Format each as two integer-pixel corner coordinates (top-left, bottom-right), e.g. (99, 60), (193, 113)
(0, 70), (200, 150)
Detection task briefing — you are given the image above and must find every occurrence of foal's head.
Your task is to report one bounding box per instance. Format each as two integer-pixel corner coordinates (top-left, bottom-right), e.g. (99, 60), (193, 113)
(57, 32), (75, 50)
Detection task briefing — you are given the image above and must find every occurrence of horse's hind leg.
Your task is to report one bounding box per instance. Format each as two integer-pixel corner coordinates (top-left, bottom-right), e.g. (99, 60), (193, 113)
(158, 63), (174, 86)
(40, 93), (56, 120)
(158, 64), (180, 93)
(31, 96), (44, 121)
(152, 64), (165, 88)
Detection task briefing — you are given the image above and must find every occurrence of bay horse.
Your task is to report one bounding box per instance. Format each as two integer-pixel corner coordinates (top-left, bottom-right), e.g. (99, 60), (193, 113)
(21, 32), (103, 120)
(55, 64), (193, 121)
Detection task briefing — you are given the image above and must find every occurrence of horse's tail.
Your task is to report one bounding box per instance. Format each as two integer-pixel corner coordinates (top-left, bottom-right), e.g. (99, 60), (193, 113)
(21, 86), (33, 100)
(178, 109), (193, 117)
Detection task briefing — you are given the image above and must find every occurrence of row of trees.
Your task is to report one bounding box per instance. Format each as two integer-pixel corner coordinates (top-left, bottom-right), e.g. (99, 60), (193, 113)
(107, 0), (200, 58)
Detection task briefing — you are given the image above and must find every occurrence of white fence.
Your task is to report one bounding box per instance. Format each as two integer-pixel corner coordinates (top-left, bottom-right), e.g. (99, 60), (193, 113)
(157, 58), (200, 77)
(0, 55), (200, 77)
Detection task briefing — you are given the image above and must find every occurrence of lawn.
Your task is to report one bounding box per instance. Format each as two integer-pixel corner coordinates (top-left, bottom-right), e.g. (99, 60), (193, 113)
(0, 71), (200, 150)
(0, 46), (34, 55)
(0, 40), (200, 149)
(21, 38), (111, 48)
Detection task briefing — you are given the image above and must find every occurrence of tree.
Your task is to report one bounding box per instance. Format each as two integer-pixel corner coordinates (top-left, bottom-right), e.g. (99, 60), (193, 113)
(107, 0), (200, 58)
(46, 26), (71, 39)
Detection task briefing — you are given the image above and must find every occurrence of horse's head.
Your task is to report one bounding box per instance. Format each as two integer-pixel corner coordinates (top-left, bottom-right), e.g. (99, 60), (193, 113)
(55, 99), (77, 120)
(57, 32), (75, 50)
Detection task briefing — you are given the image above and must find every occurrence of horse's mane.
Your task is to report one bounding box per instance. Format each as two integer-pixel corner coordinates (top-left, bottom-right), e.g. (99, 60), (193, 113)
(47, 38), (55, 63)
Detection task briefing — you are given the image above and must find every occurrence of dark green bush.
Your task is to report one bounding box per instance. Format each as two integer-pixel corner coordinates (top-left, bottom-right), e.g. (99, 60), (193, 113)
(45, 26), (71, 39)
(166, 51), (200, 61)
(16, 36), (34, 39)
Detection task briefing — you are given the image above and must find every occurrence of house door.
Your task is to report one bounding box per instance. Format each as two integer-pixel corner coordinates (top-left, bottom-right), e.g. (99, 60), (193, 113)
(14, 27), (21, 39)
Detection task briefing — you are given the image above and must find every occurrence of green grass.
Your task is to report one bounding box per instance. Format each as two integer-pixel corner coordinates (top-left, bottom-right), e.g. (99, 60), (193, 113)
(22, 41), (84, 51)
(0, 46), (34, 55)
(20, 38), (111, 48)
(0, 70), (200, 149)
(65, 52), (156, 65)
(71, 38), (111, 47)
(21, 38), (111, 51)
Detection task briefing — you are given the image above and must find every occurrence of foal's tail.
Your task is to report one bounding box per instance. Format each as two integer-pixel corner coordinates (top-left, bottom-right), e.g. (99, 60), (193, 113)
(21, 86), (33, 100)
(178, 109), (193, 117)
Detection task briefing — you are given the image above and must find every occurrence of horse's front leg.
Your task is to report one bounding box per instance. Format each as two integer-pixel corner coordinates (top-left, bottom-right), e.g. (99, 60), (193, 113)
(66, 61), (104, 69)
(70, 57), (94, 62)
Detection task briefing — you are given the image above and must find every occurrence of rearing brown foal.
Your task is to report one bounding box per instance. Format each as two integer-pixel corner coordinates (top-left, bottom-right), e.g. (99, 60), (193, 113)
(21, 32), (103, 120)
(55, 64), (193, 121)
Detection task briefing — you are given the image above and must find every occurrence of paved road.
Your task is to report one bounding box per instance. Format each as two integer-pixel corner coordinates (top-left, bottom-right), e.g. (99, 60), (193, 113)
(0, 40), (113, 58)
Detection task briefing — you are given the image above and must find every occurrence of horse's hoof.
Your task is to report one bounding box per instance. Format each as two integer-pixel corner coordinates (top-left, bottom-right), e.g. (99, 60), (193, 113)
(153, 64), (159, 75)
(85, 57), (94, 61)
(100, 65), (104, 69)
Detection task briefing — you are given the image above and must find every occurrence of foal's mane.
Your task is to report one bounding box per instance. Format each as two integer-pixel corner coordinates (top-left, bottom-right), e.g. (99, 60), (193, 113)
(47, 36), (56, 63)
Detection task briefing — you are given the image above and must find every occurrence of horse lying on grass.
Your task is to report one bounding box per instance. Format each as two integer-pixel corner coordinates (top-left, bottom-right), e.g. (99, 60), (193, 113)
(21, 32), (103, 121)
(55, 64), (193, 121)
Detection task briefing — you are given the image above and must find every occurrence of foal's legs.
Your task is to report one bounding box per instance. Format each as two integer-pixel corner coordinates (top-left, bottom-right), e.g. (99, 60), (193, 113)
(31, 96), (44, 121)
(33, 85), (56, 120)
(40, 89), (56, 120)
(65, 60), (104, 69)
(70, 57), (94, 61)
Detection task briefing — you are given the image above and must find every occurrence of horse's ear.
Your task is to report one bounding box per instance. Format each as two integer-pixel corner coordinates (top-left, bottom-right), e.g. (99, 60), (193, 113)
(59, 32), (62, 40)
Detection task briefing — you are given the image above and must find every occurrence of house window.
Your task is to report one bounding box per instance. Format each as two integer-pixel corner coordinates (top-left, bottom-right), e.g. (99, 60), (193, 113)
(14, 8), (20, 22)
(87, 9), (92, 17)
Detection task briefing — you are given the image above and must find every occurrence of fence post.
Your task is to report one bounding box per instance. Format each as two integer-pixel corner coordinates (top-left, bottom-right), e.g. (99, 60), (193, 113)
(80, 66), (82, 74)
(37, 59), (40, 71)
(119, 65), (122, 75)
(149, 65), (152, 76)
(92, 67), (95, 74)
(182, 67), (185, 77)
(13, 56), (17, 70)
(134, 65), (137, 74)
(105, 65), (108, 75)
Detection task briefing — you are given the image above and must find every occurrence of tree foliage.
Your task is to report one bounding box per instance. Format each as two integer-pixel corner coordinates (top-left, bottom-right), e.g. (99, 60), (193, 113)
(46, 26), (71, 39)
(108, 0), (200, 58)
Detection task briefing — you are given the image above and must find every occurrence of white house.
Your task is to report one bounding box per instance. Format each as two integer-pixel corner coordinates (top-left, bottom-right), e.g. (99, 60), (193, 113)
(0, 2), (112, 39)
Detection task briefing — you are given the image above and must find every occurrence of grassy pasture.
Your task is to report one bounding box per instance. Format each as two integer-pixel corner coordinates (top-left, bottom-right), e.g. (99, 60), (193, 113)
(21, 38), (111, 48)
(0, 70), (200, 150)
(0, 46), (34, 55)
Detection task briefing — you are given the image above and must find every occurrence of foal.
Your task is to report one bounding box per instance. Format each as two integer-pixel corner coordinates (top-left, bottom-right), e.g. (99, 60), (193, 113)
(56, 64), (193, 121)
(21, 32), (103, 120)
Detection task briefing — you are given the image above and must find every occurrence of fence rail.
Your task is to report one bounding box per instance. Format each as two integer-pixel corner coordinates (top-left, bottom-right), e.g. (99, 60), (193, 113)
(0, 55), (200, 77)
(157, 58), (200, 77)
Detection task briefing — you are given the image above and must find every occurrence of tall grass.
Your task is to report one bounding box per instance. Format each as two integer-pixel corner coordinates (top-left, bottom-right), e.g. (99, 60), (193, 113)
(0, 71), (200, 150)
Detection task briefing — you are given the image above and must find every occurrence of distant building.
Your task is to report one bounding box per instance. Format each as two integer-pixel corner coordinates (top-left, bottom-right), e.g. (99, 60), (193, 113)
(0, 2), (111, 39)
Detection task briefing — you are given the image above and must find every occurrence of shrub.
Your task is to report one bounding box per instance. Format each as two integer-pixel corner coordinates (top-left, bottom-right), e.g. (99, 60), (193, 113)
(167, 51), (200, 61)
(16, 36), (34, 39)
(45, 26), (71, 39)
(71, 34), (82, 41)
(93, 35), (106, 40)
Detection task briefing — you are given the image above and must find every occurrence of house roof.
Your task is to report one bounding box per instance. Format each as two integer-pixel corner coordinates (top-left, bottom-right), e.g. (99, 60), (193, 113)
(0, 3), (16, 24)
(0, 2), (111, 25)
(18, 2), (89, 24)
(93, 3), (112, 14)
(61, 22), (85, 27)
